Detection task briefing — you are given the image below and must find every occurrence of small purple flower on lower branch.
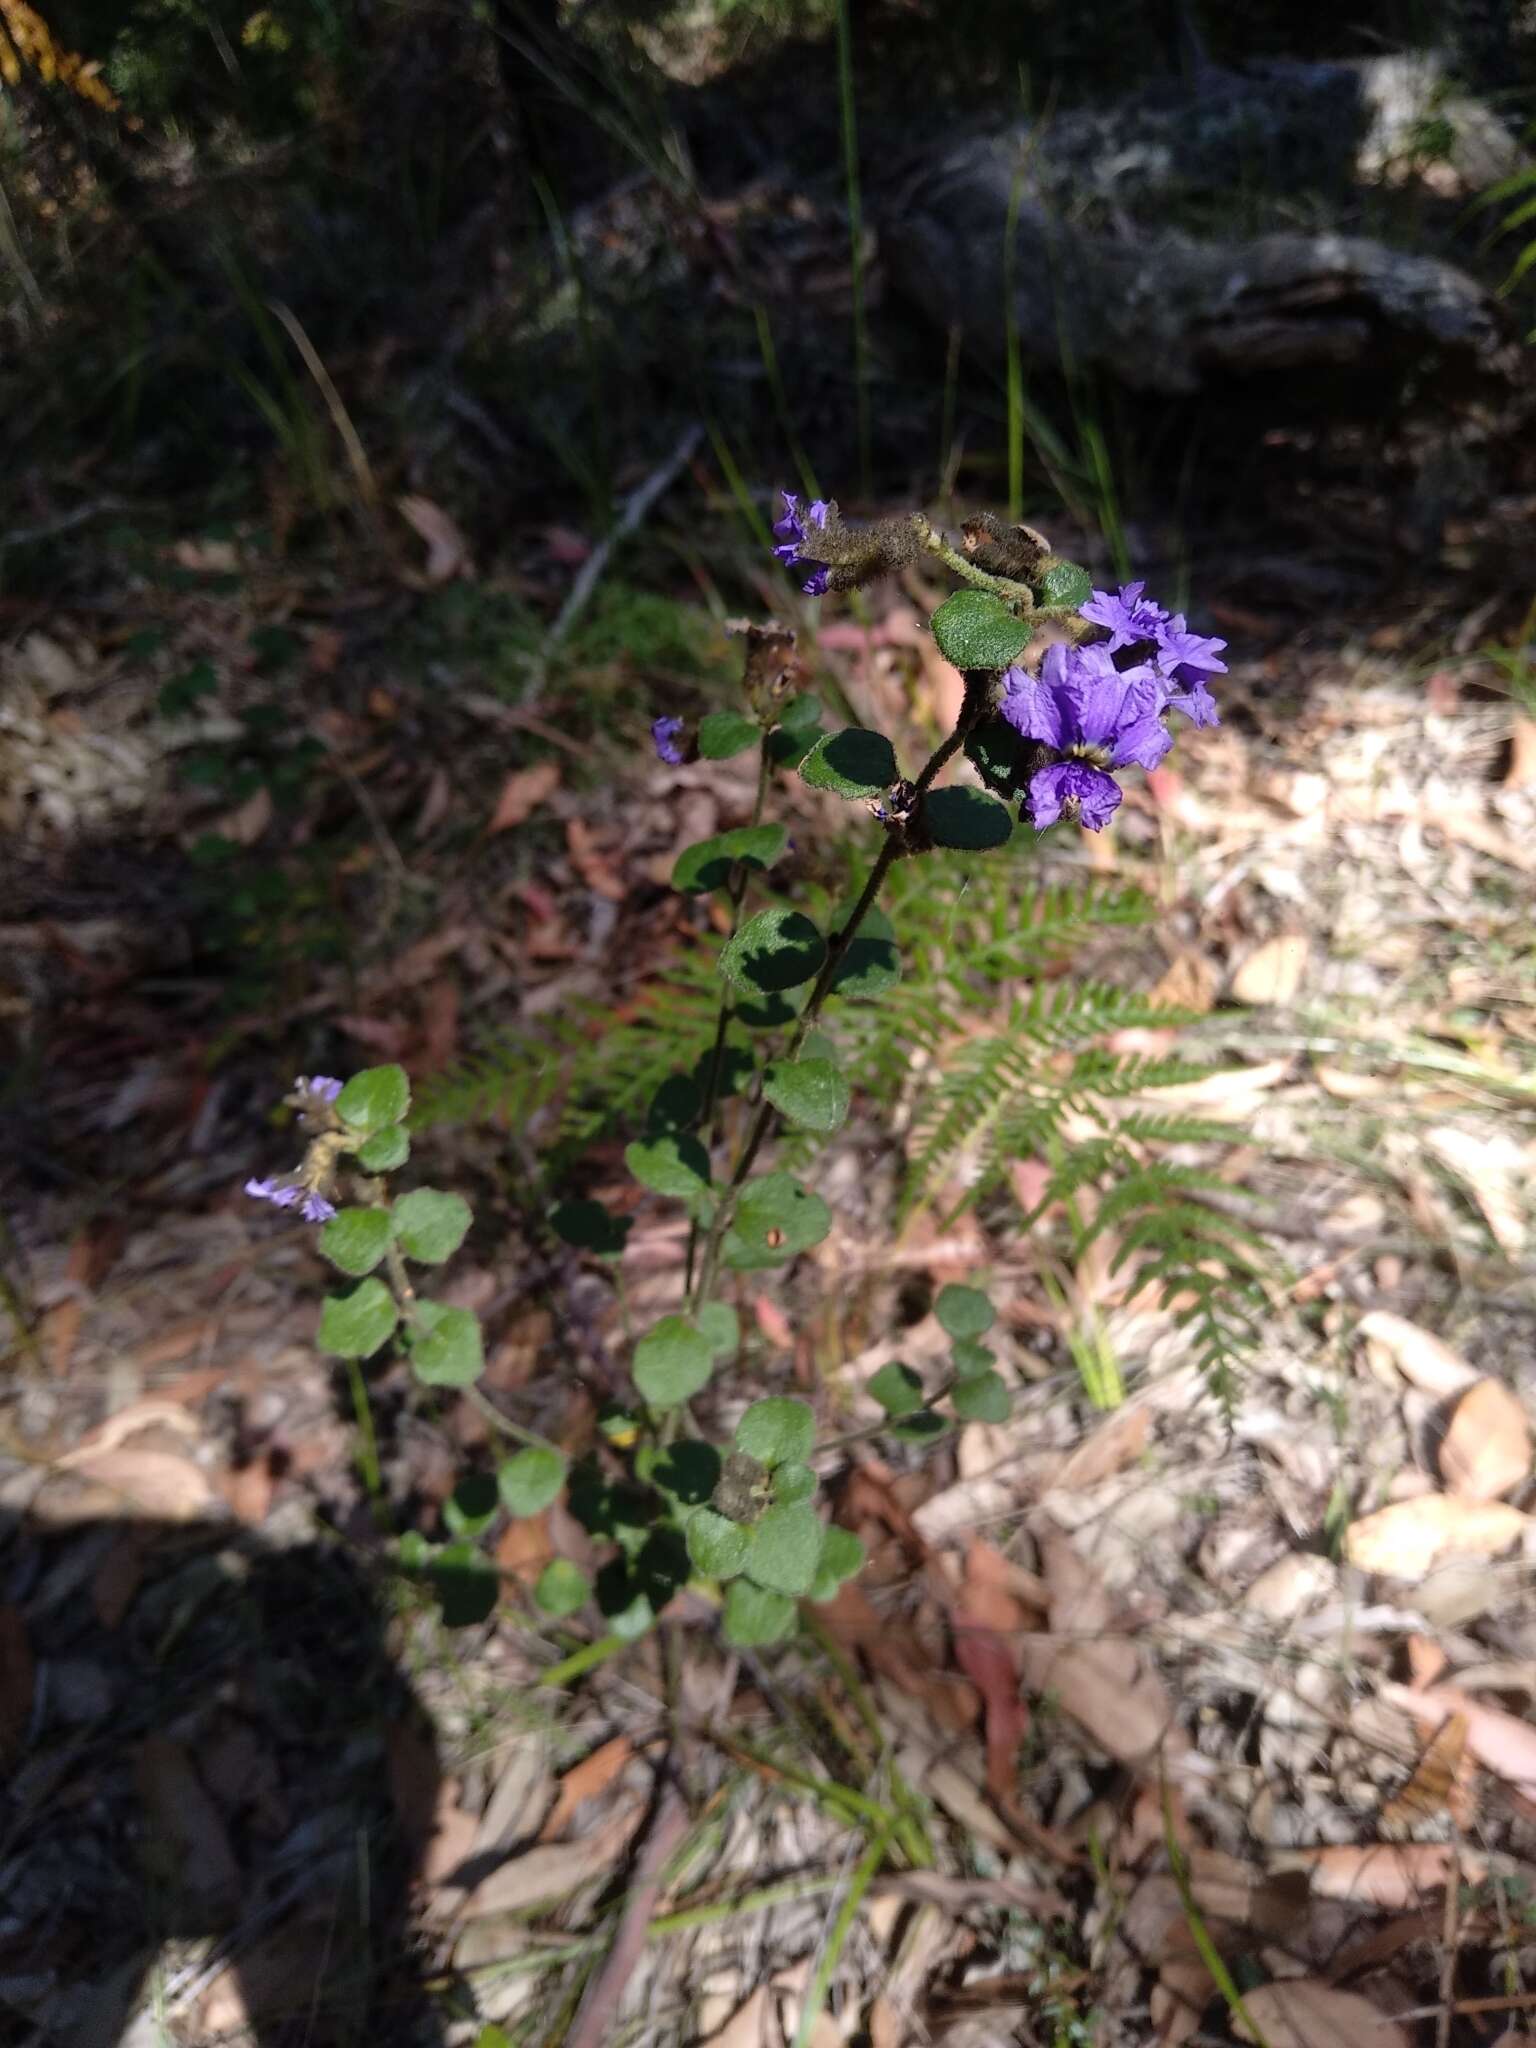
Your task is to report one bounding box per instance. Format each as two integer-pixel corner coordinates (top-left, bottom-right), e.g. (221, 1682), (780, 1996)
(1001, 643), (1173, 834)
(246, 1177), (300, 1210)
(1079, 580), (1168, 652)
(298, 1192), (337, 1224)
(772, 492), (831, 596)
(652, 715), (687, 765)
(296, 1075), (343, 1103)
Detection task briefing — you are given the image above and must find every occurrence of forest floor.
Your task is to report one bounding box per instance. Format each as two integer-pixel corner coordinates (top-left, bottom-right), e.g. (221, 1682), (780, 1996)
(3, 502), (1536, 2048)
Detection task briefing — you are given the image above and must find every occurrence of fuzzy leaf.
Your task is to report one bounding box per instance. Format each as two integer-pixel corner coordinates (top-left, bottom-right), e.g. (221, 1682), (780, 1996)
(724, 1172), (831, 1270)
(534, 1559), (589, 1618)
(799, 727), (897, 799)
(393, 1188), (472, 1264)
(646, 1073), (702, 1135)
(1037, 560), (1093, 609)
(869, 1361), (924, 1416)
(443, 1473), (499, 1539)
(830, 903), (900, 999)
(549, 1198), (630, 1257)
(696, 1302), (739, 1358)
(930, 590), (1030, 672)
(925, 786), (1013, 850)
(356, 1126), (410, 1172)
(317, 1278), (398, 1359)
(950, 1338), (996, 1375)
(408, 1301), (484, 1386)
(428, 1543), (499, 1627)
(625, 1133), (711, 1202)
(335, 1064), (410, 1135)
(698, 710), (760, 759)
(889, 1408), (952, 1444)
(952, 1370), (1011, 1423)
(964, 717), (1032, 799)
(673, 824), (788, 893)
(773, 1461), (817, 1503)
(778, 692), (822, 731)
(763, 1056), (849, 1133)
(320, 1206), (393, 1277)
(734, 1397), (816, 1468)
(746, 1501), (823, 1597)
(719, 908), (826, 995)
(633, 1315), (714, 1407)
(722, 1579), (796, 1647)
(936, 1284), (995, 1339)
(498, 1445), (567, 1516)
(687, 1507), (754, 1580)
(809, 1525), (866, 1602)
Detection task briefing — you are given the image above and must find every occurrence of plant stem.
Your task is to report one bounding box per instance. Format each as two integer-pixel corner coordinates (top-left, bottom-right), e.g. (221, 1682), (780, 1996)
(464, 1382), (566, 1459)
(793, 1822), (895, 2048)
(538, 1631), (630, 1689)
(690, 684), (987, 1310)
(344, 1356), (384, 1500)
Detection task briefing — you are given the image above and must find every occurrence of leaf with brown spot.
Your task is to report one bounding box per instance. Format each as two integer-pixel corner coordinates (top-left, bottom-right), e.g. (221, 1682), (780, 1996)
(488, 761), (560, 834)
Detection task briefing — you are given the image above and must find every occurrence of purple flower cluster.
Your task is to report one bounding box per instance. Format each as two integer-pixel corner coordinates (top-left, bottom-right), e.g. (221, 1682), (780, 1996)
(1000, 583), (1227, 832)
(296, 1074), (343, 1102)
(245, 1177), (336, 1224)
(772, 493), (831, 597)
(652, 715), (687, 766)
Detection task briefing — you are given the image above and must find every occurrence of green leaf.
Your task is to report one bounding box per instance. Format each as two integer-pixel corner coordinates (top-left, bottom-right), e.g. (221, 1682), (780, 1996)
(1037, 559), (1093, 610)
(427, 1543), (499, 1627)
(950, 1338), (995, 1375)
(397, 1531), (433, 1569)
(799, 727), (897, 799)
(698, 710), (761, 759)
(355, 1125), (410, 1172)
(778, 692), (822, 731)
(534, 1559), (589, 1618)
(319, 1206), (394, 1277)
(722, 1579), (797, 1647)
(746, 1501), (823, 1597)
(936, 1284), (995, 1339)
(719, 908), (826, 995)
(724, 1172), (831, 1270)
(952, 1370), (1011, 1423)
(408, 1301), (484, 1386)
(772, 1461), (816, 1504)
(647, 1440), (721, 1509)
(672, 824), (788, 894)
(647, 1074), (702, 1135)
(594, 1560), (655, 1639)
(925, 786), (1013, 850)
(443, 1473), (499, 1539)
(687, 1507), (754, 1579)
(809, 1525), (866, 1602)
(392, 1188), (472, 1265)
(317, 1278), (398, 1359)
(889, 1408), (952, 1444)
(735, 990), (801, 1031)
(625, 1133), (711, 1202)
(696, 1302), (739, 1358)
(930, 590), (1031, 672)
(497, 1446), (567, 1516)
(550, 1198), (630, 1257)
(830, 903), (900, 999)
(633, 1315), (714, 1408)
(767, 723), (821, 769)
(964, 717), (1032, 800)
(734, 1397), (815, 1468)
(763, 1057), (849, 1134)
(335, 1064), (411, 1136)
(869, 1361), (924, 1416)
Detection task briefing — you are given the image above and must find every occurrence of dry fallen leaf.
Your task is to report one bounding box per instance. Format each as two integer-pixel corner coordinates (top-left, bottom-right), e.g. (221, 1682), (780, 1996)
(397, 493), (473, 583)
(952, 1540), (1031, 1810)
(1052, 1403), (1151, 1492)
(1506, 715), (1536, 791)
(1343, 1495), (1529, 1577)
(1381, 1711), (1470, 1836)
(1384, 1681), (1536, 1803)
(458, 1806), (643, 1920)
(32, 1447), (217, 1524)
(1424, 1124), (1528, 1256)
(1438, 1377), (1533, 1502)
(1280, 1840), (1471, 1908)
(1356, 1311), (1479, 1398)
(539, 1734), (639, 1842)
(1234, 1979), (1410, 2048)
(488, 761), (561, 834)
(1230, 934), (1307, 1006)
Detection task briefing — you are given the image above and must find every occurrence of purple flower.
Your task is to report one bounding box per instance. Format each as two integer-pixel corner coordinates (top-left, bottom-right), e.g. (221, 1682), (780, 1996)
(1153, 616), (1226, 731)
(652, 715), (686, 766)
(246, 1176), (300, 1210)
(771, 492), (831, 597)
(1001, 643), (1173, 834)
(1079, 580), (1168, 652)
(296, 1075), (343, 1102)
(298, 1192), (337, 1224)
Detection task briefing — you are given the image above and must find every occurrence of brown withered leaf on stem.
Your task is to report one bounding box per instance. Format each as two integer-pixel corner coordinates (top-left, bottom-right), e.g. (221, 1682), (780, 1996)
(1437, 1377), (1533, 1502)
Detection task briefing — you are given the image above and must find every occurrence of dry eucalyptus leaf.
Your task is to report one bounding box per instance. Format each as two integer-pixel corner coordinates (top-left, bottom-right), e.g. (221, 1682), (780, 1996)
(1279, 1841), (1472, 1907)
(31, 1448), (217, 1524)
(1230, 934), (1308, 1006)
(1234, 1979), (1410, 2048)
(1344, 1495), (1529, 1576)
(488, 761), (561, 834)
(458, 1807), (642, 1920)
(1356, 1312), (1478, 1397)
(397, 493), (473, 583)
(1424, 1124), (1528, 1256)
(1385, 1680), (1536, 1803)
(1438, 1377), (1533, 1502)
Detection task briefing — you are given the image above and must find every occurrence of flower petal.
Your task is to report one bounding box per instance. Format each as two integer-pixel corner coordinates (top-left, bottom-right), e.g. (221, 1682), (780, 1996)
(1027, 759), (1123, 833)
(1000, 656), (1068, 747)
(1109, 714), (1174, 773)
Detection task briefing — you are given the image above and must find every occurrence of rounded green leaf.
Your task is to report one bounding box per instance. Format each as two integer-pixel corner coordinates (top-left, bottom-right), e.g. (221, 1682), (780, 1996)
(1037, 559), (1093, 610)
(673, 824), (788, 894)
(745, 1501), (823, 1597)
(696, 1302), (739, 1358)
(799, 727), (897, 799)
(335, 1064), (411, 1136)
(763, 1057), (849, 1134)
(925, 786), (1013, 850)
(443, 1473), (499, 1539)
(773, 1461), (817, 1504)
(889, 1408), (952, 1445)
(355, 1125), (410, 1173)
(809, 1525), (866, 1602)
(497, 1445), (567, 1517)
(698, 710), (761, 759)
(393, 1188), (472, 1265)
(647, 1074), (702, 1135)
(869, 1361), (924, 1416)
(830, 903), (899, 999)
(408, 1301), (484, 1386)
(550, 1198), (630, 1257)
(320, 1206), (394, 1277)
(719, 908), (826, 995)
(724, 1172), (831, 1270)
(930, 590), (1030, 672)
(647, 1439), (721, 1508)
(734, 1397), (815, 1469)
(428, 1543), (499, 1627)
(722, 1579), (797, 1647)
(778, 692), (822, 731)
(936, 1284), (995, 1339)
(952, 1370), (1011, 1424)
(766, 722), (821, 769)
(633, 1315), (714, 1408)
(964, 717), (1032, 800)
(534, 1559), (589, 1618)
(950, 1337), (996, 1375)
(625, 1133), (711, 1202)
(317, 1277), (398, 1359)
(687, 1507), (754, 1580)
